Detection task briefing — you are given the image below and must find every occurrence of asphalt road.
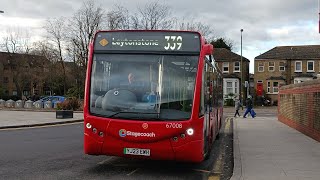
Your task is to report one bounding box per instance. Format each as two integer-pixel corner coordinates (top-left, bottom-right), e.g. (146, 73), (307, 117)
(0, 118), (233, 180)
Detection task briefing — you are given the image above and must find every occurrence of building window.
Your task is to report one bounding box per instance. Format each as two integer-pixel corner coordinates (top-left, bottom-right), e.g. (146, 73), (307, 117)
(258, 62), (264, 72)
(295, 61), (302, 72)
(307, 61), (314, 72)
(226, 82), (233, 94)
(268, 62), (275, 71)
(223, 62), (229, 73)
(23, 90), (30, 96)
(234, 61), (240, 72)
(12, 91), (17, 96)
(267, 82), (271, 93)
(3, 77), (9, 83)
(279, 62), (285, 71)
(273, 82), (279, 93)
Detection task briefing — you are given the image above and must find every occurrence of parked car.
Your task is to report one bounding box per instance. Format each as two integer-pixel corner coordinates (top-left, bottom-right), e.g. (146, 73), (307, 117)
(33, 96), (66, 108)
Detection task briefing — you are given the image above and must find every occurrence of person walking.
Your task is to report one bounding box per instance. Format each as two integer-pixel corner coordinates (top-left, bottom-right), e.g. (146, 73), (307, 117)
(234, 98), (242, 117)
(243, 95), (254, 118)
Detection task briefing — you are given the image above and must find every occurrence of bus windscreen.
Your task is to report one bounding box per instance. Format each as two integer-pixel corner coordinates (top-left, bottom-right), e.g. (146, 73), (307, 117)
(94, 31), (201, 53)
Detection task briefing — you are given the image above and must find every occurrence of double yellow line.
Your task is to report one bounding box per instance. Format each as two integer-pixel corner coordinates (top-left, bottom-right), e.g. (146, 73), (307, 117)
(208, 117), (231, 180)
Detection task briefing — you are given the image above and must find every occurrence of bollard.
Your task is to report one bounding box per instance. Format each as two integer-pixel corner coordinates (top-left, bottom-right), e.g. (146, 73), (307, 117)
(15, 100), (23, 108)
(34, 100), (43, 109)
(5, 99), (15, 108)
(0, 99), (5, 108)
(24, 100), (33, 109)
(44, 100), (52, 109)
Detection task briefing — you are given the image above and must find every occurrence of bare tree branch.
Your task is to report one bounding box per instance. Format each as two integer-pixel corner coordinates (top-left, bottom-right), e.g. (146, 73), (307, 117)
(177, 18), (214, 39)
(134, 1), (175, 30)
(107, 4), (130, 30)
(45, 17), (67, 94)
(67, 0), (105, 68)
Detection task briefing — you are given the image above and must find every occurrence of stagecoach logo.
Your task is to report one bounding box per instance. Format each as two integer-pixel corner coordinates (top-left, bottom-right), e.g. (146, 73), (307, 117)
(118, 129), (155, 138)
(99, 38), (109, 46)
(119, 129), (127, 137)
(111, 38), (159, 47)
(142, 123), (148, 129)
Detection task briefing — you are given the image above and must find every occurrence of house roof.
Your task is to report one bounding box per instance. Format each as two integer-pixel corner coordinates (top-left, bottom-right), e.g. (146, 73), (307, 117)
(255, 45), (320, 60)
(213, 48), (250, 62)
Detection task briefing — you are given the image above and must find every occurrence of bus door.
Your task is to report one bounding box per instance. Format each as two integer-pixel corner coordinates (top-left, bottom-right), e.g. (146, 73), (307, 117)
(203, 61), (212, 154)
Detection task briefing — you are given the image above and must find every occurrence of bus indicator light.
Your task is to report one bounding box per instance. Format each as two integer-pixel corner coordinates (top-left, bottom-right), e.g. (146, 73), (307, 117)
(186, 128), (194, 136)
(92, 128), (97, 134)
(99, 132), (104, 137)
(180, 134), (186, 138)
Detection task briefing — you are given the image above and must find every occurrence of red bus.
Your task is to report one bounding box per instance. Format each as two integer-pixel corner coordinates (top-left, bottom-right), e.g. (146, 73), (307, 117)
(84, 30), (223, 163)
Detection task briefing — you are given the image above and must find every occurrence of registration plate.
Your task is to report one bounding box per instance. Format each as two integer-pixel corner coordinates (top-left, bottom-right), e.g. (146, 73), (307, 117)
(124, 148), (151, 156)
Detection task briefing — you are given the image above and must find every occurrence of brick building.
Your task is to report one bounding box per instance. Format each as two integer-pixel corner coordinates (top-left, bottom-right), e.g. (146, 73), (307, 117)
(254, 45), (320, 103)
(0, 52), (49, 99)
(213, 48), (250, 101)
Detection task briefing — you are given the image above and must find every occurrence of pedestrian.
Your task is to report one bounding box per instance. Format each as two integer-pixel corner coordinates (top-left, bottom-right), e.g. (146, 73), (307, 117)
(234, 98), (242, 117)
(243, 95), (254, 118)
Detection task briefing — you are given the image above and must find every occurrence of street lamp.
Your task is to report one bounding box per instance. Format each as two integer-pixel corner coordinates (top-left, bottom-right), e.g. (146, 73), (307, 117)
(240, 29), (244, 104)
(0, 10), (4, 13)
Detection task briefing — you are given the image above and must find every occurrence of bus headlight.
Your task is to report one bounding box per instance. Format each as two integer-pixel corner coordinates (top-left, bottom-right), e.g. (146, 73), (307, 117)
(86, 123), (92, 129)
(186, 128), (194, 136)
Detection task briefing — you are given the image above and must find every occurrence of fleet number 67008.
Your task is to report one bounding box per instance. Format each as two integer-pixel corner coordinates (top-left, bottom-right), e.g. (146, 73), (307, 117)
(166, 123), (182, 129)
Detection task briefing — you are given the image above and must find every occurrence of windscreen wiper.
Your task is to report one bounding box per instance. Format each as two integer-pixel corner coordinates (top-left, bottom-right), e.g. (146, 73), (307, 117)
(107, 111), (160, 118)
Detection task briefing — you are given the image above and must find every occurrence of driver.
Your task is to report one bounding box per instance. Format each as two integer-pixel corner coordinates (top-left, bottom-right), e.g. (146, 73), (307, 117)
(127, 73), (145, 101)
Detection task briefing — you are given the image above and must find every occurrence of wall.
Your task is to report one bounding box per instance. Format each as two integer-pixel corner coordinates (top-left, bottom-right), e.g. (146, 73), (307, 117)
(278, 79), (320, 142)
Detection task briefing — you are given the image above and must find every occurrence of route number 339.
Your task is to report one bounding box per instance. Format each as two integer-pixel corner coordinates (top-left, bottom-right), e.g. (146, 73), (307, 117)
(166, 123), (182, 129)
(164, 36), (182, 50)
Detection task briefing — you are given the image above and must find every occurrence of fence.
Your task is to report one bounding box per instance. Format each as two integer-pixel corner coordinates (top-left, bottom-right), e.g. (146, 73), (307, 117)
(278, 79), (320, 142)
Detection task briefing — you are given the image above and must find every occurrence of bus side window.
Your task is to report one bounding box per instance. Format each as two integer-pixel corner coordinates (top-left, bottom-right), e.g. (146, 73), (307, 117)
(199, 63), (205, 117)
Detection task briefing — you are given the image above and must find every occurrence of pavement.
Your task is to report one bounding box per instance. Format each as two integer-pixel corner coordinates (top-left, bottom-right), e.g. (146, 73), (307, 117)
(1, 107), (320, 180)
(0, 110), (83, 129)
(229, 112), (320, 180)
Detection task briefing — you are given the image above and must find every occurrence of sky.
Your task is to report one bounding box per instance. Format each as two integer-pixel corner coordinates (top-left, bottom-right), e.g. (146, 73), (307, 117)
(0, 0), (320, 73)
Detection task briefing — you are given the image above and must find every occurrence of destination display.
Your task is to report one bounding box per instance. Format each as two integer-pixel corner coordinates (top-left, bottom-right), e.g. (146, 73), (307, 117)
(94, 31), (201, 53)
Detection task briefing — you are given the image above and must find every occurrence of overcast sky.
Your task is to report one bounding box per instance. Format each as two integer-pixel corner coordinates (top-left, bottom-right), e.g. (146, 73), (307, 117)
(0, 0), (319, 73)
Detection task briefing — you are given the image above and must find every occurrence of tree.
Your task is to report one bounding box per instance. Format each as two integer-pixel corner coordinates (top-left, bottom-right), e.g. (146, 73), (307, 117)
(106, 5), (130, 30)
(66, 0), (105, 98)
(1, 28), (34, 98)
(68, 0), (105, 68)
(131, 1), (175, 30)
(177, 19), (213, 39)
(30, 41), (63, 96)
(2, 28), (31, 54)
(210, 38), (233, 51)
(45, 17), (67, 95)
